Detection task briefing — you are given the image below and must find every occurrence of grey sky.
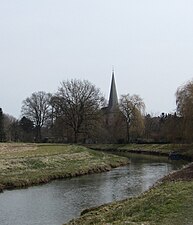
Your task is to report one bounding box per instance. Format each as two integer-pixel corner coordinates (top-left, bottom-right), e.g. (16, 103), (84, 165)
(1, 0), (193, 118)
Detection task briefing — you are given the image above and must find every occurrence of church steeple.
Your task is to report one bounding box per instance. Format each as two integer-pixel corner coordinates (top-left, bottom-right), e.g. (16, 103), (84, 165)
(108, 69), (118, 110)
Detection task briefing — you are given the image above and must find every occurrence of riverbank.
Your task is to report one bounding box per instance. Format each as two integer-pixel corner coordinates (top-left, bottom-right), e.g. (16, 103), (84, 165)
(86, 143), (193, 161)
(64, 144), (193, 225)
(0, 143), (128, 192)
(65, 162), (193, 225)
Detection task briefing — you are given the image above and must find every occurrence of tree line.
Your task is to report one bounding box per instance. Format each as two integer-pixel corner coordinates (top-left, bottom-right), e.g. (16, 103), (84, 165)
(1, 78), (193, 144)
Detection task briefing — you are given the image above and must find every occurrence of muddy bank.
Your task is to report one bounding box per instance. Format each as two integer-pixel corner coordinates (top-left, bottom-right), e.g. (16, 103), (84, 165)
(161, 162), (193, 182)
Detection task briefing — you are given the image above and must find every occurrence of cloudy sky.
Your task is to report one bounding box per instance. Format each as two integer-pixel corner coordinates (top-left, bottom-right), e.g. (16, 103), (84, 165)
(1, 0), (193, 118)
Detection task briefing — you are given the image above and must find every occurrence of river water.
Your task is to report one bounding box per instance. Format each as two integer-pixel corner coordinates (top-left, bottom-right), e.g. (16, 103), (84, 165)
(0, 153), (185, 225)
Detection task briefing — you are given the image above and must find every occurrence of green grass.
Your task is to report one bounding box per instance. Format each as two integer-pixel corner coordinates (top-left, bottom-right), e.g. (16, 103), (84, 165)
(118, 143), (187, 152)
(0, 143), (128, 191)
(1, 143), (193, 224)
(64, 143), (193, 225)
(65, 181), (193, 225)
(87, 143), (193, 160)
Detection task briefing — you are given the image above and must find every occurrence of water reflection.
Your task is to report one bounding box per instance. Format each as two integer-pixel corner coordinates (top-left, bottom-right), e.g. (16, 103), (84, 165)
(0, 154), (185, 225)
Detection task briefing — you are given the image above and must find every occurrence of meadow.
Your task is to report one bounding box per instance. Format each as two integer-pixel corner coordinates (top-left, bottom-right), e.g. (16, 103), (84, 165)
(0, 143), (128, 191)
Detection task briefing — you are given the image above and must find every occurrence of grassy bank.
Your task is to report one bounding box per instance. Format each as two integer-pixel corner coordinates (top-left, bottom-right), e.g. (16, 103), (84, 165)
(0, 143), (128, 191)
(86, 143), (193, 161)
(64, 144), (193, 225)
(65, 163), (193, 225)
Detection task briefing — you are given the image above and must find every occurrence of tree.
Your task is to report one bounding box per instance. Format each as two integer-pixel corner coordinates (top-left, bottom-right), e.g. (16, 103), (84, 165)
(0, 108), (5, 142)
(144, 114), (160, 141)
(21, 91), (52, 142)
(176, 80), (193, 142)
(51, 79), (104, 143)
(3, 114), (18, 142)
(119, 94), (145, 143)
(159, 113), (183, 143)
(19, 117), (34, 142)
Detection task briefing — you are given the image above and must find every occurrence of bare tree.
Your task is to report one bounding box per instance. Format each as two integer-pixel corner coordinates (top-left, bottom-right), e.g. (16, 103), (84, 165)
(176, 80), (193, 142)
(21, 91), (52, 142)
(119, 94), (145, 143)
(3, 114), (18, 141)
(51, 79), (104, 143)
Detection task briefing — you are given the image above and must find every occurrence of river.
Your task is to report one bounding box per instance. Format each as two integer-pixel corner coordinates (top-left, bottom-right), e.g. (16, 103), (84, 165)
(0, 153), (185, 225)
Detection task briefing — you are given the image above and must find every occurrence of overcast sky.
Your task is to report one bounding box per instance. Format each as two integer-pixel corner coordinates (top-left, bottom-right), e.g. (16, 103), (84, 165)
(1, 0), (193, 118)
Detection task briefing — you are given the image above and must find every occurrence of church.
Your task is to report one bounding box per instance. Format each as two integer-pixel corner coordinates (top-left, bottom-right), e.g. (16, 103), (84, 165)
(101, 70), (125, 143)
(102, 70), (119, 123)
(108, 70), (119, 112)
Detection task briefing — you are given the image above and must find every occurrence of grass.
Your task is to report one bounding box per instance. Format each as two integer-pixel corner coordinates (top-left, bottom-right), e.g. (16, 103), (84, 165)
(87, 143), (193, 160)
(64, 144), (193, 225)
(1, 143), (193, 224)
(0, 143), (128, 191)
(65, 180), (193, 225)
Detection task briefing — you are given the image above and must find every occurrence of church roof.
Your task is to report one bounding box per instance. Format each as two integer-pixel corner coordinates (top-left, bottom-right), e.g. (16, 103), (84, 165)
(108, 70), (118, 110)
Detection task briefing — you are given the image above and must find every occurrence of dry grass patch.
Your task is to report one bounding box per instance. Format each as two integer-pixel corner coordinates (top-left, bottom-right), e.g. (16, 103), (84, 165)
(0, 143), (128, 191)
(0, 143), (37, 155)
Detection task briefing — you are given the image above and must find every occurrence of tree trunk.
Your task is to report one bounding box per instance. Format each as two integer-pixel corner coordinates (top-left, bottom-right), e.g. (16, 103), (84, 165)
(74, 131), (78, 143)
(126, 122), (130, 143)
(35, 125), (41, 142)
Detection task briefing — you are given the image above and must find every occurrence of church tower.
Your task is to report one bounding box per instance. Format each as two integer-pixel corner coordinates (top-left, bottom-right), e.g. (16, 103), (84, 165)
(108, 69), (118, 111)
(101, 69), (123, 143)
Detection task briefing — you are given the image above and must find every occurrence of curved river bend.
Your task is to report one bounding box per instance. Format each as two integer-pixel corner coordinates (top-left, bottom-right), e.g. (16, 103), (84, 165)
(0, 154), (184, 225)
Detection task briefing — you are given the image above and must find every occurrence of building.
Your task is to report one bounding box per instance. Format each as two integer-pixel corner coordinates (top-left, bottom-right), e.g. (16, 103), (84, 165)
(106, 70), (120, 126)
(108, 70), (118, 112)
(101, 70), (125, 143)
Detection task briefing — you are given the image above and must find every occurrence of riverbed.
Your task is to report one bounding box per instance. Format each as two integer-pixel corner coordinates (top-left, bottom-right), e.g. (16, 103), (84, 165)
(0, 154), (185, 225)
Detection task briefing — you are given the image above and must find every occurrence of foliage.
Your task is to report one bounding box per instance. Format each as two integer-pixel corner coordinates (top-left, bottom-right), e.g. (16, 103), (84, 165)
(51, 79), (105, 143)
(143, 113), (184, 143)
(3, 114), (19, 142)
(119, 94), (145, 143)
(19, 116), (34, 142)
(4, 77), (193, 144)
(0, 108), (5, 142)
(21, 91), (52, 142)
(176, 80), (193, 117)
(176, 80), (193, 142)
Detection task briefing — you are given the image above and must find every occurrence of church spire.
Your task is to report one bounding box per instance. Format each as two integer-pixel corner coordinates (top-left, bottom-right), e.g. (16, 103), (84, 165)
(108, 69), (118, 110)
